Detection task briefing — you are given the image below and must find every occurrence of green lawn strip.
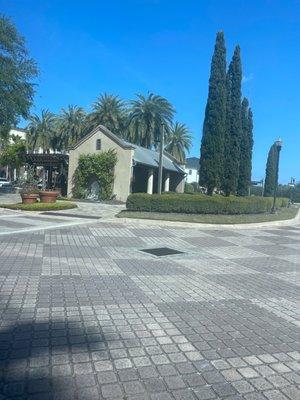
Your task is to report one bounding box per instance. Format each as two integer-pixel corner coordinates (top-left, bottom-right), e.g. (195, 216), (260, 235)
(0, 201), (77, 211)
(56, 196), (76, 201)
(117, 206), (298, 224)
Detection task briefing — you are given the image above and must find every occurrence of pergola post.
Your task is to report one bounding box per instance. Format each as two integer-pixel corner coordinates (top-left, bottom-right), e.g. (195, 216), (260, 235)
(147, 169), (153, 194)
(47, 166), (53, 189)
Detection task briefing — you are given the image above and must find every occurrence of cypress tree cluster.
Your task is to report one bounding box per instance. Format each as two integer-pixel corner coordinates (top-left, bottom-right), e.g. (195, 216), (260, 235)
(264, 144), (277, 196)
(222, 46), (242, 196)
(199, 31), (226, 195)
(199, 33), (254, 196)
(237, 98), (254, 196)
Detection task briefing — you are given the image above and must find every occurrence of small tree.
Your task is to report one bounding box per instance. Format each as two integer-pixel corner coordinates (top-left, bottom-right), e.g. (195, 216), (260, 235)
(0, 15), (38, 141)
(17, 166), (39, 193)
(264, 143), (277, 196)
(0, 140), (26, 180)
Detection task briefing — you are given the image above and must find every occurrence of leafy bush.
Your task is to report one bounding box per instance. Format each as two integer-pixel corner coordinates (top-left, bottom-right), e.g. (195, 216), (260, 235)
(191, 182), (204, 193)
(0, 141), (26, 178)
(251, 183), (300, 203)
(17, 166), (39, 194)
(126, 193), (289, 214)
(277, 184), (300, 203)
(0, 201), (77, 211)
(276, 197), (289, 207)
(184, 182), (194, 194)
(72, 150), (117, 200)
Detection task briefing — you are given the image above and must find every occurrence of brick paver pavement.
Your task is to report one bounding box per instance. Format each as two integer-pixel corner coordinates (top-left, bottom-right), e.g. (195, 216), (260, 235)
(0, 218), (299, 399)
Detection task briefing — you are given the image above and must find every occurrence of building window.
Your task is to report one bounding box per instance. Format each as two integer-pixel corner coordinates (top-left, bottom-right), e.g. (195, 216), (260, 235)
(96, 139), (101, 150)
(189, 169), (192, 175)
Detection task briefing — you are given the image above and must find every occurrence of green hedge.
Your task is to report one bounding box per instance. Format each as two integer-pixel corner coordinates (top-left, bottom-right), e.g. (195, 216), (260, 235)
(126, 193), (289, 215)
(184, 182), (194, 194)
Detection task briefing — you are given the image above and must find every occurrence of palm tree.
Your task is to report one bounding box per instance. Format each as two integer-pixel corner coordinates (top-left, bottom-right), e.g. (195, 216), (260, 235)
(165, 122), (192, 163)
(127, 93), (175, 149)
(87, 93), (127, 136)
(57, 105), (87, 148)
(27, 109), (56, 153)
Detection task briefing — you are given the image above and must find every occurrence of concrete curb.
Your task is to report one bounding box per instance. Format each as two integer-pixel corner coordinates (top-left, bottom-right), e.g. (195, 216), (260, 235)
(114, 207), (300, 230)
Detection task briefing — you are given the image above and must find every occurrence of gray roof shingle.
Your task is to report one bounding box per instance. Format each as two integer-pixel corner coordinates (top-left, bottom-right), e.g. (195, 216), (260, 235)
(132, 144), (185, 173)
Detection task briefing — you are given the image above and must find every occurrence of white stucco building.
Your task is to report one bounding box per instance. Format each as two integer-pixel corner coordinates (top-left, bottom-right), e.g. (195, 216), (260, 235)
(9, 128), (27, 142)
(68, 125), (186, 202)
(185, 157), (199, 184)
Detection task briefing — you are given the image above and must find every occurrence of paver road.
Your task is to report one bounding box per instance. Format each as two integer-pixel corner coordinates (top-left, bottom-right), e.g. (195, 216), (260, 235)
(0, 215), (299, 399)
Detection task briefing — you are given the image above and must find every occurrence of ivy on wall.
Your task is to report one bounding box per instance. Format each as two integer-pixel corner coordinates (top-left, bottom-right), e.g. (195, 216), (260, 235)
(72, 150), (117, 200)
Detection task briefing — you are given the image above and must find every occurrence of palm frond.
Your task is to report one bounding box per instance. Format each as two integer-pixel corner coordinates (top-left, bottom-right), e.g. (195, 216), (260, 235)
(127, 93), (175, 148)
(165, 122), (192, 163)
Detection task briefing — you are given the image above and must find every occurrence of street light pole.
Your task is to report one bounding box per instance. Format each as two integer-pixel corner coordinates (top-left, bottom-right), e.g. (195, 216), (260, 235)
(157, 123), (164, 195)
(271, 138), (283, 213)
(289, 177), (295, 204)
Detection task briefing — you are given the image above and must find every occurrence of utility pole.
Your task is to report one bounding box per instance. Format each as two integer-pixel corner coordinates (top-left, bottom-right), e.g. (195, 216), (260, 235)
(157, 123), (164, 195)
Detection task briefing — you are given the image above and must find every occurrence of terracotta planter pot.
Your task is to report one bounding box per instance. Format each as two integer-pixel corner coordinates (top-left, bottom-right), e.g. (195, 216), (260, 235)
(39, 191), (59, 203)
(21, 193), (39, 204)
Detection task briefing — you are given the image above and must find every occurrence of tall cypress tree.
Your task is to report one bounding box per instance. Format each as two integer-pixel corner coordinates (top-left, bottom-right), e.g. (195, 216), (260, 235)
(264, 143), (277, 196)
(222, 46), (242, 196)
(237, 98), (254, 196)
(199, 32), (227, 195)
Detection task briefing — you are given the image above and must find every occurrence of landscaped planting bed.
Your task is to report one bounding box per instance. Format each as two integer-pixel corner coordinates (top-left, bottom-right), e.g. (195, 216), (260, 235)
(118, 206), (298, 224)
(126, 193), (289, 214)
(0, 201), (77, 211)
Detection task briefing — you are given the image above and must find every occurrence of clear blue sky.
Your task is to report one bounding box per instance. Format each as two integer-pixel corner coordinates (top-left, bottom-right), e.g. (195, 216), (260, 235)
(2, 0), (300, 183)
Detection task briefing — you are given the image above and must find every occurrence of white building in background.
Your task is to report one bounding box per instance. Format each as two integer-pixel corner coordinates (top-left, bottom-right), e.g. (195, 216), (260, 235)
(185, 157), (199, 183)
(9, 128), (27, 142)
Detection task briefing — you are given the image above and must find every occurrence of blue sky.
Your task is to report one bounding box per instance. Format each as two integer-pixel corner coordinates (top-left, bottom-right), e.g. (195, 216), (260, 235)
(2, 0), (300, 183)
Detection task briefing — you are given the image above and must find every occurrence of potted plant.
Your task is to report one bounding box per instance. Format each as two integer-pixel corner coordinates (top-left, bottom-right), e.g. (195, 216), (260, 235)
(21, 190), (39, 204)
(39, 189), (59, 203)
(18, 168), (40, 204)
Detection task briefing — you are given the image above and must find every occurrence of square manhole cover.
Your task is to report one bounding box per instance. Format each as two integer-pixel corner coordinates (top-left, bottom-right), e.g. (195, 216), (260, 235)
(141, 247), (184, 257)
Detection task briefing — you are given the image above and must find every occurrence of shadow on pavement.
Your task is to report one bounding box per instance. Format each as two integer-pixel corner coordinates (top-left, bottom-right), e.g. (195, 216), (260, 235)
(0, 311), (109, 400)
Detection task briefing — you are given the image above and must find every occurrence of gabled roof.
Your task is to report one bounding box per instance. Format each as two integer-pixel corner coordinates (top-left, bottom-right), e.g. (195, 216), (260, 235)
(186, 157), (199, 169)
(69, 125), (135, 150)
(70, 125), (185, 174)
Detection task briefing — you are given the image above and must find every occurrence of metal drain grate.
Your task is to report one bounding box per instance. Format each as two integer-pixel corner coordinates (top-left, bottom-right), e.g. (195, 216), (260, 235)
(141, 247), (184, 256)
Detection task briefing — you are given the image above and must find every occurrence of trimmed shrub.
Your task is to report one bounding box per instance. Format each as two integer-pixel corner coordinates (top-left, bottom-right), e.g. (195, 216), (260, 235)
(276, 197), (289, 207)
(126, 193), (289, 215)
(184, 182), (194, 194)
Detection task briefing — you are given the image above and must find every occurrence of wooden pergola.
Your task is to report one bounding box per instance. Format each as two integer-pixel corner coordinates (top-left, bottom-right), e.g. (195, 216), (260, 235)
(24, 153), (69, 194)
